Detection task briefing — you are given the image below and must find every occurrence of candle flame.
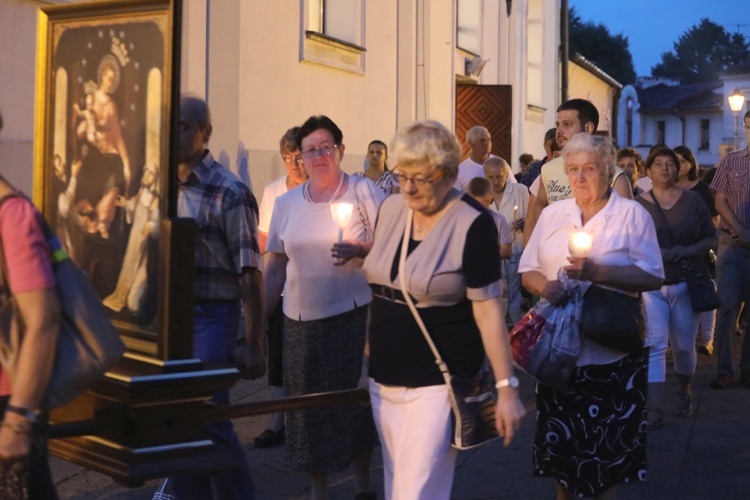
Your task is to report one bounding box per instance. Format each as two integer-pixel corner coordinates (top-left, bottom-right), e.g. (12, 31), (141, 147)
(330, 202), (354, 228)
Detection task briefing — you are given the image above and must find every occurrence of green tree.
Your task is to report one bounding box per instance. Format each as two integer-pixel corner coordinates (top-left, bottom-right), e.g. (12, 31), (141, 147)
(652, 18), (749, 83)
(569, 7), (636, 85)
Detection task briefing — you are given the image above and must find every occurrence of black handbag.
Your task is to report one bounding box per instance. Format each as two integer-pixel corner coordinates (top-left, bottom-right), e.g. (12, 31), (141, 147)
(397, 208), (499, 450)
(681, 260), (721, 312)
(580, 285), (645, 354)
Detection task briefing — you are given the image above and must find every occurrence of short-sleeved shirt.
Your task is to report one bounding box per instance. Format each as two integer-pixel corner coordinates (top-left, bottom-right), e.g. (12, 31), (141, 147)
(710, 146), (750, 239)
(177, 150), (260, 301)
(489, 182), (530, 253)
(636, 190), (715, 284)
(519, 192), (664, 366)
(455, 155), (517, 192)
(0, 195), (55, 396)
(266, 176), (386, 321)
(258, 175), (289, 234)
(690, 180), (718, 218)
(363, 191), (502, 387)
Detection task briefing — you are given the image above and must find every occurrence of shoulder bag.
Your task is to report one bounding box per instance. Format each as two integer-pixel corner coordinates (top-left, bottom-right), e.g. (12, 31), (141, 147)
(397, 208), (499, 450)
(353, 177), (374, 243)
(648, 191), (720, 312)
(580, 285), (645, 353)
(0, 193), (125, 409)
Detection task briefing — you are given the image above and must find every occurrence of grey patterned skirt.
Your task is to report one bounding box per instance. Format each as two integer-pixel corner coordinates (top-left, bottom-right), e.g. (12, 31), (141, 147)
(283, 306), (376, 474)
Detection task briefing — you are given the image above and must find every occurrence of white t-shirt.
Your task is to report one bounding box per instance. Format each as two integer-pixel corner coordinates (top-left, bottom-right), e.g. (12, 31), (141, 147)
(266, 176), (386, 321)
(489, 182), (530, 253)
(455, 154), (516, 191)
(518, 192), (664, 366)
(258, 175), (288, 234)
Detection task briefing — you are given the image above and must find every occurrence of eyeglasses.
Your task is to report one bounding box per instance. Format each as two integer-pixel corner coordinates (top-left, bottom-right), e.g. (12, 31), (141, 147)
(300, 144), (339, 160)
(391, 170), (444, 187)
(283, 154), (302, 165)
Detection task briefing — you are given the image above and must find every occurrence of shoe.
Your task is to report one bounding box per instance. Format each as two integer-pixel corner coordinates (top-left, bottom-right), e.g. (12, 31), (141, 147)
(646, 410), (663, 430)
(710, 374), (734, 389)
(741, 373), (750, 388)
(696, 344), (713, 356)
(676, 394), (693, 417)
(254, 428), (284, 448)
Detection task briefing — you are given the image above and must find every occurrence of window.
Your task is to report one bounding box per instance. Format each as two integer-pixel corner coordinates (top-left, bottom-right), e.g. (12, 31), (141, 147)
(700, 119), (710, 150)
(457, 0), (481, 55)
(302, 0), (365, 74)
(656, 121), (665, 145)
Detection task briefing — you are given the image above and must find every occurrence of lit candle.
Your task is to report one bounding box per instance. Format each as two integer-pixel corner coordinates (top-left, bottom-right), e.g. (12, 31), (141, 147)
(513, 205), (518, 222)
(568, 230), (593, 258)
(330, 202), (354, 242)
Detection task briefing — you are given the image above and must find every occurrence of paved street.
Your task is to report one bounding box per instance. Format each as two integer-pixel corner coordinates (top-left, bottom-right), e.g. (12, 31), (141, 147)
(52, 341), (750, 499)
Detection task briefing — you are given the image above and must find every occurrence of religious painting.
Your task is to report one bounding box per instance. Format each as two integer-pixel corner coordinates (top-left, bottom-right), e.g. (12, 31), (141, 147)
(34, 0), (178, 351)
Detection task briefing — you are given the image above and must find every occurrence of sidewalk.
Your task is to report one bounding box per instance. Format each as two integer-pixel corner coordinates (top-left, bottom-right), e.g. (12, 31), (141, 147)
(52, 341), (750, 499)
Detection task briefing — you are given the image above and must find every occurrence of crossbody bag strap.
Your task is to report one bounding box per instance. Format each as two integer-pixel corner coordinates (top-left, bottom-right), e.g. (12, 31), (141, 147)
(353, 178), (374, 242)
(397, 208), (453, 385)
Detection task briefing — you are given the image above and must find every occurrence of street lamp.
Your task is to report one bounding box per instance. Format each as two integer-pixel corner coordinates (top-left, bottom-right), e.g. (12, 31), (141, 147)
(728, 88), (746, 150)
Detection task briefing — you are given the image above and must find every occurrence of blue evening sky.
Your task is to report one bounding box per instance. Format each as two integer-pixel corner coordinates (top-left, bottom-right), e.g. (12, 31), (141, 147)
(569, 0), (750, 77)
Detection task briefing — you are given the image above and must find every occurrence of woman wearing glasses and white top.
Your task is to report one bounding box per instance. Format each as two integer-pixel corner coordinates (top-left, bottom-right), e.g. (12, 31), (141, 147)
(361, 121), (525, 499)
(264, 115), (385, 500)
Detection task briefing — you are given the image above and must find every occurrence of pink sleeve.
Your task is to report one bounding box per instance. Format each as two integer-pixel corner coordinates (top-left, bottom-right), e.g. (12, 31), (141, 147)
(0, 197), (55, 294)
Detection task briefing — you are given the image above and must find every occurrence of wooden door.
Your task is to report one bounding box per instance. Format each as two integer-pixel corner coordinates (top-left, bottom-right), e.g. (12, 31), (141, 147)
(456, 84), (512, 162)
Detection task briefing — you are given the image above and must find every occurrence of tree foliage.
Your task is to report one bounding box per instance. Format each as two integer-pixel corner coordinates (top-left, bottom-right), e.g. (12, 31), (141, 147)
(652, 18), (749, 84)
(569, 7), (636, 85)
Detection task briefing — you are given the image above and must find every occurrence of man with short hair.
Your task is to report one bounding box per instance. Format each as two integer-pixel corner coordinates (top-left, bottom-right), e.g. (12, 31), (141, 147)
(521, 127), (559, 188)
(455, 126), (516, 191)
(170, 95), (264, 498)
(709, 110), (750, 389)
(524, 99), (633, 244)
(484, 157), (530, 324)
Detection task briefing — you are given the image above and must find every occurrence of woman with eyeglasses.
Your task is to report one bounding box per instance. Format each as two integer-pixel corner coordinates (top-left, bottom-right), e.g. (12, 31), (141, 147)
(253, 127), (308, 449)
(361, 121), (526, 499)
(352, 140), (399, 196)
(264, 115), (385, 500)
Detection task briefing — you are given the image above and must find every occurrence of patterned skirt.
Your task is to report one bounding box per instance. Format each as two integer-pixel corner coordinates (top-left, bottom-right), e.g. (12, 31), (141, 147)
(283, 306), (376, 474)
(533, 349), (648, 497)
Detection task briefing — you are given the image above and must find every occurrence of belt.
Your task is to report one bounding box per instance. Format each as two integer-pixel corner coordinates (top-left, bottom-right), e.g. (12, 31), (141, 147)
(370, 284), (417, 305)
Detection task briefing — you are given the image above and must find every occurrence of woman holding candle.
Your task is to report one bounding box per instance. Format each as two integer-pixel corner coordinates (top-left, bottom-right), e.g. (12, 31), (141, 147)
(264, 115), (385, 499)
(636, 146), (716, 424)
(362, 121), (526, 499)
(519, 133), (664, 499)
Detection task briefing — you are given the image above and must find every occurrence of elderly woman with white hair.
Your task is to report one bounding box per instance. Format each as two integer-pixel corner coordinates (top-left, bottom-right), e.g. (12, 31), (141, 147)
(362, 120), (526, 500)
(519, 133), (664, 499)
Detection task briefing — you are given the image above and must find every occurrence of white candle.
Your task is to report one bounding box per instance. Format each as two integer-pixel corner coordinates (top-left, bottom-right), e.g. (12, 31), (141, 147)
(568, 230), (593, 258)
(513, 205), (518, 221)
(330, 202), (354, 243)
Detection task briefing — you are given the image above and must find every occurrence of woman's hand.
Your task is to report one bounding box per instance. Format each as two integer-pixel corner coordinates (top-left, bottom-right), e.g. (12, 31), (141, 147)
(0, 416), (32, 473)
(669, 245), (693, 261)
(331, 240), (370, 266)
(512, 218), (525, 231)
(564, 257), (600, 282)
(541, 279), (567, 305)
(236, 341), (267, 380)
(494, 388), (526, 447)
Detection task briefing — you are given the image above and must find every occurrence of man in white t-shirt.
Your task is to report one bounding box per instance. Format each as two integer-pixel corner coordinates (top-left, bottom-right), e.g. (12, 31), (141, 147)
(455, 126), (516, 191)
(255, 126), (308, 448)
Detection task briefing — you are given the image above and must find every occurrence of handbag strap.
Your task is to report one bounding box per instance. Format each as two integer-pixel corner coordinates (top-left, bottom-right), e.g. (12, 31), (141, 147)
(353, 178), (374, 242)
(396, 208), (453, 386)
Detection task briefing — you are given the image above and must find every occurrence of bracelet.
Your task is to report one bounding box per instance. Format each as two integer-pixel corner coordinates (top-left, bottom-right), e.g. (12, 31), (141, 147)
(5, 405), (39, 424)
(1, 422), (31, 435)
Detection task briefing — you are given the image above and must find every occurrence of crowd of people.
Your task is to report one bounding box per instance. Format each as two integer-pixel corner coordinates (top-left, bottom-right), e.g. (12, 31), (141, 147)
(2, 96), (749, 500)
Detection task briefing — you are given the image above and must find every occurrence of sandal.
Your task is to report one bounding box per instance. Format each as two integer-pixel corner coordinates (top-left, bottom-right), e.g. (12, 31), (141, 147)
(647, 410), (663, 430)
(676, 394), (693, 417)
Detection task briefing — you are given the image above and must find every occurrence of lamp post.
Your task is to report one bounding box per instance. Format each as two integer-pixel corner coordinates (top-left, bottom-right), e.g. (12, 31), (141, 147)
(728, 88), (746, 151)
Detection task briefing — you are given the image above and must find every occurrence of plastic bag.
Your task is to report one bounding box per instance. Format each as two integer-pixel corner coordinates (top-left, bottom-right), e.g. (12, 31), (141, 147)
(510, 269), (582, 391)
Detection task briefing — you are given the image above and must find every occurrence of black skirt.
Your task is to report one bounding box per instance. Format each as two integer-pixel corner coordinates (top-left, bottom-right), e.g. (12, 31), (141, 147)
(533, 349), (648, 496)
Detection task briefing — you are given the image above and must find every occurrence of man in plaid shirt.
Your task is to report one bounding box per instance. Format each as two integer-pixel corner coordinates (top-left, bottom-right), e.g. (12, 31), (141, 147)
(170, 95), (264, 498)
(710, 109), (750, 390)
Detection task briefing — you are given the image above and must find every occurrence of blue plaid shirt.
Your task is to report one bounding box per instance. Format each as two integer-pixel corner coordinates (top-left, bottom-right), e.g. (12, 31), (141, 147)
(178, 150), (260, 301)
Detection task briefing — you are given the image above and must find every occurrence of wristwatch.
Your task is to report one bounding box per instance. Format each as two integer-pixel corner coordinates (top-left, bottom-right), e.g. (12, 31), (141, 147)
(495, 376), (520, 389)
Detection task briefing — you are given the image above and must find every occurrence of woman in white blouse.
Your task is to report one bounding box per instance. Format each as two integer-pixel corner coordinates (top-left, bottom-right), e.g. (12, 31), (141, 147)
(519, 133), (664, 499)
(263, 115), (385, 500)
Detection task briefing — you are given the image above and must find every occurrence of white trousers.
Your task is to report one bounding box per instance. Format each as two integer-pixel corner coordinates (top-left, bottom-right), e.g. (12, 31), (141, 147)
(643, 282), (700, 381)
(368, 379), (456, 500)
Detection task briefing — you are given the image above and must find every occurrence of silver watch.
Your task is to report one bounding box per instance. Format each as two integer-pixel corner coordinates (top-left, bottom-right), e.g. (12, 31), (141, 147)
(495, 376), (520, 389)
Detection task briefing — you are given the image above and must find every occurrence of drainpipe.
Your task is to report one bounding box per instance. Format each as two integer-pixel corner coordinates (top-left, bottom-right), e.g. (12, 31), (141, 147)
(560, 0), (569, 103)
